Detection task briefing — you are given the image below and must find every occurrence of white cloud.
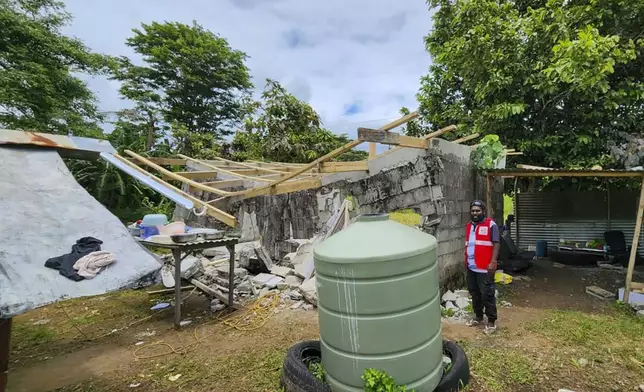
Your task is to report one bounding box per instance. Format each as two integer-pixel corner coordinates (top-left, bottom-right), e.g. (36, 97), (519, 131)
(62, 0), (433, 152)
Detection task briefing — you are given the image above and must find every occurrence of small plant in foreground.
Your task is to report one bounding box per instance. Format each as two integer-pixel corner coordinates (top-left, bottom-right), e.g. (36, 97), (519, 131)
(308, 361), (325, 381)
(441, 307), (455, 317)
(362, 368), (414, 392)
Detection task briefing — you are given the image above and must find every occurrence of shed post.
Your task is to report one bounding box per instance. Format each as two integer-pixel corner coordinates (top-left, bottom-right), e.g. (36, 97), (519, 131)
(0, 318), (11, 392)
(624, 175), (644, 304)
(486, 174), (494, 221)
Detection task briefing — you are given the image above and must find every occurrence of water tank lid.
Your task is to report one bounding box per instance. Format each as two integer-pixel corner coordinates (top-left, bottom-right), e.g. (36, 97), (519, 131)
(314, 213), (437, 264)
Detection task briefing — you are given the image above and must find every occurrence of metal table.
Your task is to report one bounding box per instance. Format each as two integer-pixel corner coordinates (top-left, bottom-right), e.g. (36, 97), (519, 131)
(138, 237), (238, 329)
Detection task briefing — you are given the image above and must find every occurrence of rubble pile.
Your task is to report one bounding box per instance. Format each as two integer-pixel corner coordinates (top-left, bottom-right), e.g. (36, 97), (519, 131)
(179, 238), (319, 311)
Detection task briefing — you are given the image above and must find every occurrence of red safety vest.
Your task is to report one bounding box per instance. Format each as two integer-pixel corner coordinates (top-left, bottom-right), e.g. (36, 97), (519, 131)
(464, 218), (495, 270)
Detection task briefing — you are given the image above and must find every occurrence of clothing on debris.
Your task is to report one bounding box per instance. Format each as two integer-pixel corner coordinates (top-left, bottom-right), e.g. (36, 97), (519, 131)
(73, 251), (116, 279)
(44, 237), (103, 281)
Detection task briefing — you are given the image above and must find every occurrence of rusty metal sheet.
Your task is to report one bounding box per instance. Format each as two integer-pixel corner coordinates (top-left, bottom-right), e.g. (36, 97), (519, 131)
(0, 129), (116, 159)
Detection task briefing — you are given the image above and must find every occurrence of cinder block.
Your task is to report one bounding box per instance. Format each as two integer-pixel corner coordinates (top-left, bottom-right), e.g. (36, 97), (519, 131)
(401, 173), (428, 193)
(419, 202), (437, 216)
(410, 187), (434, 204)
(430, 185), (444, 200)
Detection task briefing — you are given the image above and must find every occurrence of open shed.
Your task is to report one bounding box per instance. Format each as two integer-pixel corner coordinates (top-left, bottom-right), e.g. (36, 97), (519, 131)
(486, 165), (644, 304)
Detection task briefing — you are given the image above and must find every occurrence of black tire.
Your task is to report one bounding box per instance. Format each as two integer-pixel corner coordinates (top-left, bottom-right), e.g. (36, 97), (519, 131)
(280, 340), (331, 392)
(435, 340), (469, 392)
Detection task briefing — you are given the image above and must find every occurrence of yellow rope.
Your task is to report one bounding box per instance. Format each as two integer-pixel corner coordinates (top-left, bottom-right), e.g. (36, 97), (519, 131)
(132, 291), (281, 360)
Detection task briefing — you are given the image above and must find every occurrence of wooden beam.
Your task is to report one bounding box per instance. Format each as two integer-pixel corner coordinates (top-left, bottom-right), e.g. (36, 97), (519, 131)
(179, 155), (278, 182)
(210, 156), (287, 175)
(358, 128), (428, 149)
(422, 125), (457, 140)
(143, 158), (186, 166)
(164, 171), (219, 181)
(453, 133), (480, 144)
(238, 178), (323, 200)
(505, 152), (524, 156)
(486, 174), (494, 220)
(624, 175), (644, 304)
(246, 139), (363, 194)
(202, 179), (244, 188)
(124, 150), (233, 196)
(369, 110), (420, 159)
(320, 161), (368, 173)
(113, 154), (237, 227)
(631, 281), (644, 290)
(517, 164), (552, 170)
(488, 170), (644, 178)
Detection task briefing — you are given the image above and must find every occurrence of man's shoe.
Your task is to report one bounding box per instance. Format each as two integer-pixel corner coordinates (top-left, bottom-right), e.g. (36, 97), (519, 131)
(466, 317), (483, 327)
(484, 322), (497, 334)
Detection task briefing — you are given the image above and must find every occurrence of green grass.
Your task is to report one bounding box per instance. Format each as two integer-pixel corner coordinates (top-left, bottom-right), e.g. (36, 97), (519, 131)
(526, 308), (644, 366)
(11, 324), (57, 353)
(461, 341), (535, 392)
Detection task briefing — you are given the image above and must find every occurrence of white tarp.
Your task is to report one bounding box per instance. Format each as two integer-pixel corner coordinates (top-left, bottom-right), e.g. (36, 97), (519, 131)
(0, 148), (161, 318)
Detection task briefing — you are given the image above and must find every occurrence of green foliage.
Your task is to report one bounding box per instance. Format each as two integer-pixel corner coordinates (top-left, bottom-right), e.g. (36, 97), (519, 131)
(111, 21), (253, 157)
(231, 79), (367, 163)
(419, 0), (644, 170)
(471, 134), (504, 169)
(362, 368), (413, 392)
(0, 0), (111, 136)
(441, 307), (455, 317)
(308, 361), (326, 382)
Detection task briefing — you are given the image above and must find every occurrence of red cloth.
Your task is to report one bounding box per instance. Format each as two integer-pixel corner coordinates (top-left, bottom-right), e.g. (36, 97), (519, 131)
(464, 218), (495, 270)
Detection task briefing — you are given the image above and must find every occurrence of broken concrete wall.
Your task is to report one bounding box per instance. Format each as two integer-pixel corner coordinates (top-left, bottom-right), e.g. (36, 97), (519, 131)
(174, 140), (503, 290)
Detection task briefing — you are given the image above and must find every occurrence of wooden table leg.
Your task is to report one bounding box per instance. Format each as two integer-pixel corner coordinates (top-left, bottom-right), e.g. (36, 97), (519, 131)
(0, 318), (12, 392)
(227, 245), (235, 311)
(173, 249), (182, 330)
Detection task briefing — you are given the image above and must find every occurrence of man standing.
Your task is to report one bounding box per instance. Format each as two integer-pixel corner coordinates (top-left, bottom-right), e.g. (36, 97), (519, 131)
(464, 200), (500, 334)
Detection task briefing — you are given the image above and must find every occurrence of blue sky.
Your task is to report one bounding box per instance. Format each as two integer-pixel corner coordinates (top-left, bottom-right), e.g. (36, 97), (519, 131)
(61, 0), (433, 152)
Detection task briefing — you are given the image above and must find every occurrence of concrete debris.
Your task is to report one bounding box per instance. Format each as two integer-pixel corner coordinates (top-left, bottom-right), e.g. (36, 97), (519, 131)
(500, 300), (512, 307)
(32, 319), (51, 325)
(442, 290), (457, 303)
(238, 247), (255, 269)
(215, 265), (249, 280)
(290, 300), (304, 310)
(598, 262), (623, 271)
(270, 265), (294, 278)
(638, 384), (644, 392)
(210, 299), (226, 312)
(302, 304), (314, 311)
(454, 290), (470, 298)
(179, 320), (192, 327)
(255, 244), (274, 270)
(293, 264), (308, 279)
(284, 275), (303, 288)
(298, 277), (317, 306)
(253, 273), (283, 289)
(512, 275), (532, 282)
(239, 211), (260, 242)
(637, 310), (644, 319)
(180, 256), (202, 280)
(202, 246), (230, 259)
(288, 289), (303, 301)
(495, 290), (499, 298)
(553, 262), (566, 268)
(444, 301), (458, 311)
(282, 252), (297, 267)
(585, 285), (614, 300)
(455, 297), (471, 309)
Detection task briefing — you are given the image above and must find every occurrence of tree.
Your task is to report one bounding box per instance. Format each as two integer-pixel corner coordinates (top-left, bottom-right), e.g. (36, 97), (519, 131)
(418, 0), (644, 169)
(231, 79), (367, 163)
(0, 0), (111, 136)
(111, 21), (253, 156)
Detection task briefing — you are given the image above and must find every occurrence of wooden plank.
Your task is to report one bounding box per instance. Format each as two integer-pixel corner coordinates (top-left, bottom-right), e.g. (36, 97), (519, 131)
(453, 133), (480, 144)
(517, 164), (553, 170)
(505, 152), (524, 156)
(179, 154), (279, 182)
(190, 278), (241, 309)
(486, 175), (494, 220)
(631, 281), (644, 290)
(358, 128), (428, 149)
(210, 157), (287, 175)
(624, 175), (644, 304)
(202, 179), (244, 188)
(239, 178), (322, 199)
(320, 161), (368, 173)
(245, 139), (363, 194)
(113, 154), (237, 227)
(369, 111), (420, 159)
(164, 171), (219, 181)
(376, 124), (458, 157)
(488, 171), (643, 178)
(144, 158), (186, 166)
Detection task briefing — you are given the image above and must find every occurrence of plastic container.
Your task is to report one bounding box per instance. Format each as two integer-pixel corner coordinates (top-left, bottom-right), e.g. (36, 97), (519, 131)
(536, 240), (548, 257)
(141, 214), (168, 227)
(314, 213), (443, 392)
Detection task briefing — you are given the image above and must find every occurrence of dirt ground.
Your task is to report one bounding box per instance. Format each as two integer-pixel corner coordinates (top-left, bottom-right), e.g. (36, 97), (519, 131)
(7, 259), (644, 392)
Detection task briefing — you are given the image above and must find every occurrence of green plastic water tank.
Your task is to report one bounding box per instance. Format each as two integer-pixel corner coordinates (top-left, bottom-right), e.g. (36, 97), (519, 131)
(314, 213), (443, 392)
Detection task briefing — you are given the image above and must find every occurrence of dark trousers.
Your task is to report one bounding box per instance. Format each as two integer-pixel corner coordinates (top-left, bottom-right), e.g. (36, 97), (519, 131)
(467, 269), (498, 323)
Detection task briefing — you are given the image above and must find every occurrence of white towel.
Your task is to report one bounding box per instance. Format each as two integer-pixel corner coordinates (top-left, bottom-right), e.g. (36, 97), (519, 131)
(73, 251), (116, 279)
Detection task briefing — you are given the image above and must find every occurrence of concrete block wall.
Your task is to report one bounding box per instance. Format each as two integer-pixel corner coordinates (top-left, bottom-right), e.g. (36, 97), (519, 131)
(174, 140), (503, 290)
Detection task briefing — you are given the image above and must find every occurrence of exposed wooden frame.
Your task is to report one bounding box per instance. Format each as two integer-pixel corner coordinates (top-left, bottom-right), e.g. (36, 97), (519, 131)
(358, 128), (428, 149)
(624, 175), (644, 304)
(453, 133), (480, 144)
(179, 154), (279, 183)
(125, 150), (234, 196)
(376, 124), (458, 157)
(113, 154), (237, 227)
(368, 111), (420, 159)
